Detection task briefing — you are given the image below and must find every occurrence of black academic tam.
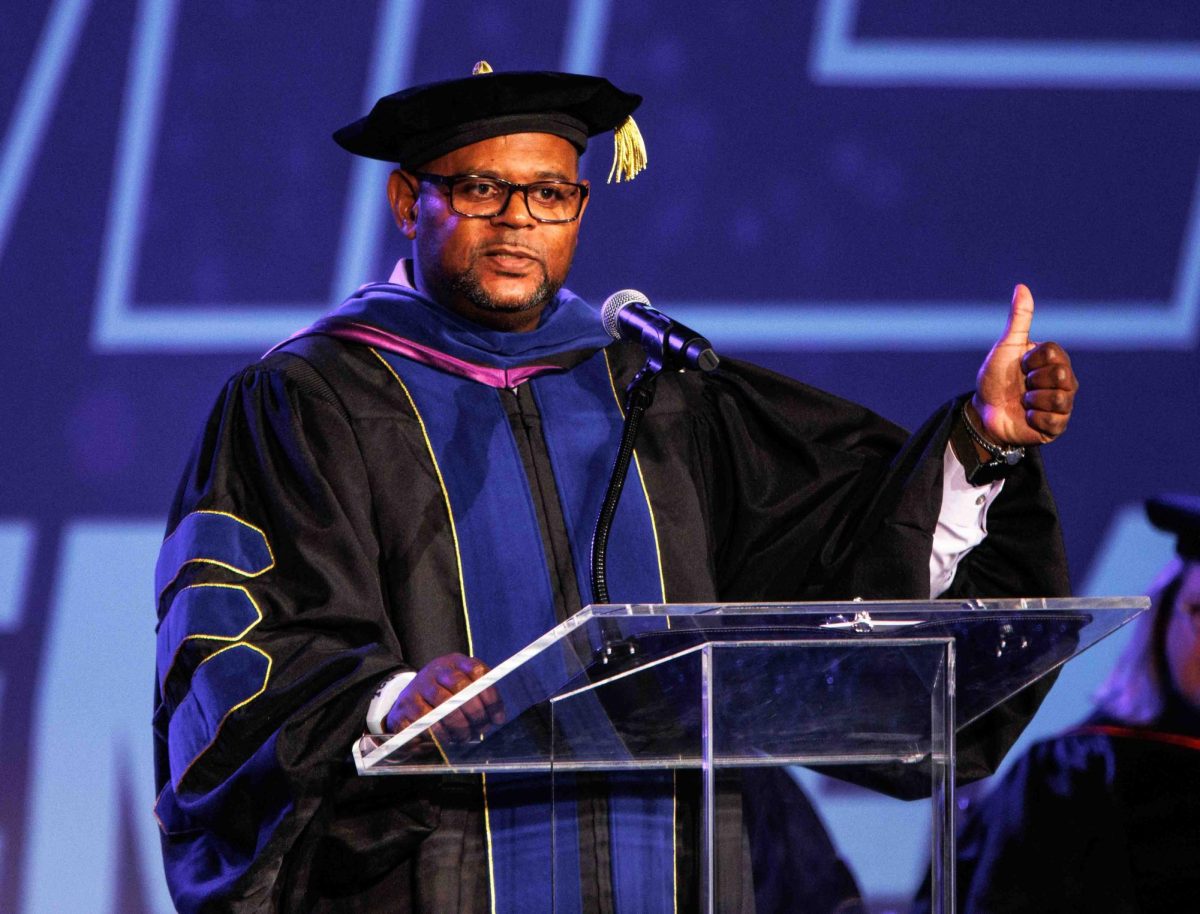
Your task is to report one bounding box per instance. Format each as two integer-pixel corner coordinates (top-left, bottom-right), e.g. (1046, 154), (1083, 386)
(333, 69), (642, 167)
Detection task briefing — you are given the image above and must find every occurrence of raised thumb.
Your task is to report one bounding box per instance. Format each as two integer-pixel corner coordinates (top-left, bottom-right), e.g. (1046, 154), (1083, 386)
(1000, 283), (1035, 345)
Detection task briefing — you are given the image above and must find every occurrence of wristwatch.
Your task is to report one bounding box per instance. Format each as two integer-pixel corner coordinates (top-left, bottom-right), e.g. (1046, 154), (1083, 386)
(950, 402), (1025, 486)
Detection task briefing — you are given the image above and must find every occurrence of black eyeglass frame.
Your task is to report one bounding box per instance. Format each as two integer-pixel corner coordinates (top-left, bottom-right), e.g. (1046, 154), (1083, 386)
(410, 171), (590, 224)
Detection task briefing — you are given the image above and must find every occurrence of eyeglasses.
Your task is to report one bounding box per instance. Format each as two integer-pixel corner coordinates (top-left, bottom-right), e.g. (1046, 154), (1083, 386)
(411, 172), (588, 224)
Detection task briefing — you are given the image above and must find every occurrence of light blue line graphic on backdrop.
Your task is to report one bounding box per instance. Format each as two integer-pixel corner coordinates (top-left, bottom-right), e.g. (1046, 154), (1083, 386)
(1080, 504), (1177, 598)
(811, 0), (1200, 88)
(0, 0), (92, 264)
(686, 0), (1200, 351)
(791, 763), (929, 901)
(562, 0), (611, 75)
(0, 521), (36, 632)
(23, 521), (174, 914)
(90, 0), (621, 352)
(561, 0), (614, 181)
(92, 0), (424, 352)
(330, 0), (425, 301)
(90, 0), (1200, 351)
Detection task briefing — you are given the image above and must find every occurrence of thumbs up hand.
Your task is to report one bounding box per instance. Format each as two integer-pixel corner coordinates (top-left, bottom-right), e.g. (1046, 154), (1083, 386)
(973, 284), (1078, 447)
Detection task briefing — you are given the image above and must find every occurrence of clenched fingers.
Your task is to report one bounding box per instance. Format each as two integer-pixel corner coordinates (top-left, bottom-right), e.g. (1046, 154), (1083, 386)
(1021, 341), (1074, 376)
(1021, 388), (1074, 415)
(1020, 341), (1078, 441)
(1023, 406), (1071, 440)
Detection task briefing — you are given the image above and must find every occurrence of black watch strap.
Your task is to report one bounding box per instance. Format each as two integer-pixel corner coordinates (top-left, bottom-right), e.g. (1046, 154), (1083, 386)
(950, 403), (1024, 486)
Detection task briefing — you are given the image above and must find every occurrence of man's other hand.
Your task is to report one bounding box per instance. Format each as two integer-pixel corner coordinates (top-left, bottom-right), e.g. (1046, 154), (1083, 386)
(385, 653), (506, 743)
(974, 284), (1078, 446)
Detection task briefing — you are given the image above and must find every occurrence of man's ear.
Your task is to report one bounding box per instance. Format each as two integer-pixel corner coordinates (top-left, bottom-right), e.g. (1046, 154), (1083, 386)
(387, 170), (419, 239)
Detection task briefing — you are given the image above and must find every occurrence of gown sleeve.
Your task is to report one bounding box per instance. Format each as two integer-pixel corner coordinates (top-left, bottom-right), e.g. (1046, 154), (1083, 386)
(153, 352), (433, 912)
(680, 357), (1071, 796)
(689, 357), (1069, 603)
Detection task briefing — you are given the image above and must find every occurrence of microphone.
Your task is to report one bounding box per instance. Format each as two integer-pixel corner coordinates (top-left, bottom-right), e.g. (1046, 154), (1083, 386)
(601, 290), (720, 373)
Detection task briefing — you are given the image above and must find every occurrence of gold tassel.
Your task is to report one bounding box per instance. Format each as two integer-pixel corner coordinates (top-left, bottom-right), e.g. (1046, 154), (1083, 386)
(607, 115), (647, 183)
(472, 60), (493, 75)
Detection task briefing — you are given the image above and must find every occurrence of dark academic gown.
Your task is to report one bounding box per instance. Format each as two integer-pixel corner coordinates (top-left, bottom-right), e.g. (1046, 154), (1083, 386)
(153, 284), (1069, 913)
(913, 700), (1200, 914)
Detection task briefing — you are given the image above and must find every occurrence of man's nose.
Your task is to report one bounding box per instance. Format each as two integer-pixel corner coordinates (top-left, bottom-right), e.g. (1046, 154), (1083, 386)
(493, 188), (535, 227)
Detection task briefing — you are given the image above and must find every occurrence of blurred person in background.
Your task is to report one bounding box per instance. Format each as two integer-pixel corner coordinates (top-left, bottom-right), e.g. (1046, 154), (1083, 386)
(913, 494), (1200, 913)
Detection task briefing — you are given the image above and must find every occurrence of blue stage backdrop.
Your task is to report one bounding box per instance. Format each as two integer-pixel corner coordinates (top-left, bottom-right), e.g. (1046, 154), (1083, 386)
(2, 2), (1197, 911)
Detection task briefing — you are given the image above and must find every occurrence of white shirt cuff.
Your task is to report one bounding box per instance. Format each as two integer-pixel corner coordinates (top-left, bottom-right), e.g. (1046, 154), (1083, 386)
(365, 670), (417, 735)
(928, 442), (1004, 597)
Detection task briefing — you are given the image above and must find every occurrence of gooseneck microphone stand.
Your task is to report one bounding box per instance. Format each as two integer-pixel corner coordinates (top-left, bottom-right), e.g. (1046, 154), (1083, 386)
(590, 360), (659, 606)
(589, 290), (720, 661)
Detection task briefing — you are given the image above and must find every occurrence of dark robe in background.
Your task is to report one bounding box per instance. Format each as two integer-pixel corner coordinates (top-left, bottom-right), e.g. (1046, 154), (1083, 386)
(913, 697), (1200, 914)
(153, 283), (1069, 912)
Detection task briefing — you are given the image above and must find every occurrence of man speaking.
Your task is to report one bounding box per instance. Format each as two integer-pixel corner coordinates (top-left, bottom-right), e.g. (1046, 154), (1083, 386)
(153, 62), (1077, 912)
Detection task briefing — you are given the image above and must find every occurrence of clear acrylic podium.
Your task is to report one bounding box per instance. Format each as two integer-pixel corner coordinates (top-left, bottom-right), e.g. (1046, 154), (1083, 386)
(354, 598), (1147, 913)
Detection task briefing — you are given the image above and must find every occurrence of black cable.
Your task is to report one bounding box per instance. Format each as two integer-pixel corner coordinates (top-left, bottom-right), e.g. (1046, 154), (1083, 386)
(590, 365), (658, 605)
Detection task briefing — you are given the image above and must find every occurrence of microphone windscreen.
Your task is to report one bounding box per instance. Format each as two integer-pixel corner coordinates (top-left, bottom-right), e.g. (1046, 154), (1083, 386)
(600, 289), (650, 340)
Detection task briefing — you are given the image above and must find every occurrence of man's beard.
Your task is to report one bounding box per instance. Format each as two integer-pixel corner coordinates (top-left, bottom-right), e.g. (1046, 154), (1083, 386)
(448, 263), (562, 317)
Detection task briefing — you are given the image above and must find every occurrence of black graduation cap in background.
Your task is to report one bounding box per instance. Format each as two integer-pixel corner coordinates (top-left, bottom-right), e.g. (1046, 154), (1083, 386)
(1146, 494), (1200, 560)
(333, 61), (646, 182)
